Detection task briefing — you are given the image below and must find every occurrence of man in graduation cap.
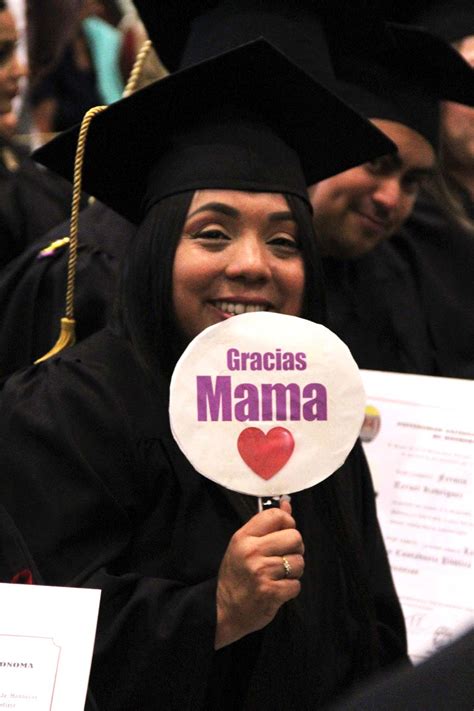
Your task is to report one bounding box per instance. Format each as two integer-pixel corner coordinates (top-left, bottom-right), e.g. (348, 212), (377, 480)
(309, 6), (474, 378)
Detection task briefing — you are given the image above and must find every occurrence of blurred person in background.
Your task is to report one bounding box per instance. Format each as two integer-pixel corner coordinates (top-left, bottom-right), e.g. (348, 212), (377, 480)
(27, 1), (81, 84)
(421, 0), (474, 206)
(388, 0), (474, 379)
(0, 0), (74, 269)
(29, 0), (124, 134)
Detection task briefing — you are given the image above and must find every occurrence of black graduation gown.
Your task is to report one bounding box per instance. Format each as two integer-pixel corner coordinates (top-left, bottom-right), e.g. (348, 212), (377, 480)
(322, 246), (435, 375)
(391, 188), (474, 379)
(0, 328), (407, 710)
(0, 201), (134, 380)
(323, 187), (474, 379)
(0, 136), (75, 269)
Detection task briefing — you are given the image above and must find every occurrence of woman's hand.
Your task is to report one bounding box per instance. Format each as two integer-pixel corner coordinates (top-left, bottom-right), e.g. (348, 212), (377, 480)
(215, 500), (305, 649)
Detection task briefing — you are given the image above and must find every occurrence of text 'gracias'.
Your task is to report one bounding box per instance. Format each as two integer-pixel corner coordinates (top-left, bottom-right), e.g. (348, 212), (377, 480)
(196, 348), (328, 422)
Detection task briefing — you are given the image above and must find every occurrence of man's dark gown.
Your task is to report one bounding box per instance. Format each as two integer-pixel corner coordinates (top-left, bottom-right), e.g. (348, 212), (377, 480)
(322, 245), (435, 375)
(0, 327), (407, 710)
(324, 187), (474, 378)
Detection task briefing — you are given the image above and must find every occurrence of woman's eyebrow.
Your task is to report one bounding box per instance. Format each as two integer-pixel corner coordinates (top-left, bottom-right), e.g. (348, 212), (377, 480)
(268, 211), (295, 222)
(187, 202), (240, 219)
(186, 204), (295, 222)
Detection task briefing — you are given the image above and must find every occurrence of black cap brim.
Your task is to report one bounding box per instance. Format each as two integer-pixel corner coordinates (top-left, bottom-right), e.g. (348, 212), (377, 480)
(33, 39), (395, 224)
(387, 23), (474, 106)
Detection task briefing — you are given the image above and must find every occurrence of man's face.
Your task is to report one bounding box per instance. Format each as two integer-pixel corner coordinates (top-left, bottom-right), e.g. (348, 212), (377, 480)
(0, 10), (25, 115)
(308, 119), (435, 259)
(440, 35), (474, 174)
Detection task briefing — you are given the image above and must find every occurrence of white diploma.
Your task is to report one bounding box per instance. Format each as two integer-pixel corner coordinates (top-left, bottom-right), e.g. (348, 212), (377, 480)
(360, 370), (474, 663)
(0, 584), (100, 710)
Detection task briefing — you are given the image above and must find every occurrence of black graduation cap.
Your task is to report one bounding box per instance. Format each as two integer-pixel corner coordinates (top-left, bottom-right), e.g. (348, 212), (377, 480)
(33, 39), (395, 225)
(133, 0), (386, 75)
(413, 0), (474, 43)
(328, 21), (474, 147)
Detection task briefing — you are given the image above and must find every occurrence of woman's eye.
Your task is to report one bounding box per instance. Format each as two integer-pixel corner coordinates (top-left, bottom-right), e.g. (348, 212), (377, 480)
(268, 235), (300, 251)
(193, 229), (230, 241)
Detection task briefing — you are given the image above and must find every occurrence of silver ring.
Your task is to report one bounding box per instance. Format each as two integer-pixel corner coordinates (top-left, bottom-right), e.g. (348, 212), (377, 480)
(282, 556), (292, 578)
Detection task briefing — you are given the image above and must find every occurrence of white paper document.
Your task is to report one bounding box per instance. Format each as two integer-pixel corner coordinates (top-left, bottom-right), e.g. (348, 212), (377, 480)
(0, 584), (100, 710)
(360, 370), (474, 663)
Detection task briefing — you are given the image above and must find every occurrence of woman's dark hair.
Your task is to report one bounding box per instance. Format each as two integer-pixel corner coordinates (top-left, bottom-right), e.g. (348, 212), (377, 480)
(115, 190), (194, 380)
(116, 190), (327, 379)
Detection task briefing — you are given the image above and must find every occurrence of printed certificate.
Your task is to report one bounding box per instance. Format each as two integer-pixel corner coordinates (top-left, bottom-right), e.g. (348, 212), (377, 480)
(361, 370), (474, 662)
(0, 584), (100, 710)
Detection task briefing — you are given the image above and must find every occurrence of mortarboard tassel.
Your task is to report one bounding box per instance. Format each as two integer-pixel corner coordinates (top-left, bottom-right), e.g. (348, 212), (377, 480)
(35, 105), (107, 363)
(34, 40), (155, 364)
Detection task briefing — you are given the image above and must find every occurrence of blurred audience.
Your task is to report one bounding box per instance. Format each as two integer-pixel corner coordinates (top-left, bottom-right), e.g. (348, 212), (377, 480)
(29, 0), (124, 134)
(26, 1), (81, 84)
(0, 1), (74, 269)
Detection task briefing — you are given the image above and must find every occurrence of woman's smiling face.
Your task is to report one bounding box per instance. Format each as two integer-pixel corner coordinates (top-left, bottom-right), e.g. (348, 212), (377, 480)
(172, 189), (305, 342)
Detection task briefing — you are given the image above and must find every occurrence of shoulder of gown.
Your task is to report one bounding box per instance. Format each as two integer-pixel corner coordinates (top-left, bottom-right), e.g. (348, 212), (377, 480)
(0, 201), (135, 379)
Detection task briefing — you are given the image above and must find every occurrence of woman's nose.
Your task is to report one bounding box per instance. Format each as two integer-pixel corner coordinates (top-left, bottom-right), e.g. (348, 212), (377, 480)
(224, 236), (272, 281)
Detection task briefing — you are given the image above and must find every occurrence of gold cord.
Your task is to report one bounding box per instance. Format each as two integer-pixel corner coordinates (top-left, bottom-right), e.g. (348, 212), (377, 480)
(122, 39), (153, 97)
(34, 106), (107, 364)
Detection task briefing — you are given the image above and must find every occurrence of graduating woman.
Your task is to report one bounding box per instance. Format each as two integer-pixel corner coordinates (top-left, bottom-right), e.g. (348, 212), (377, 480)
(0, 40), (407, 709)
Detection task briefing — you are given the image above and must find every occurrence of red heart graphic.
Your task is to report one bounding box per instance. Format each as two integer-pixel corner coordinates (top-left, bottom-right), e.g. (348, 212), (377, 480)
(237, 427), (295, 480)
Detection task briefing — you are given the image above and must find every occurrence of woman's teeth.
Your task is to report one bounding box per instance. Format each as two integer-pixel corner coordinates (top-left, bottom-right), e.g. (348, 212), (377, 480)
(213, 301), (268, 315)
